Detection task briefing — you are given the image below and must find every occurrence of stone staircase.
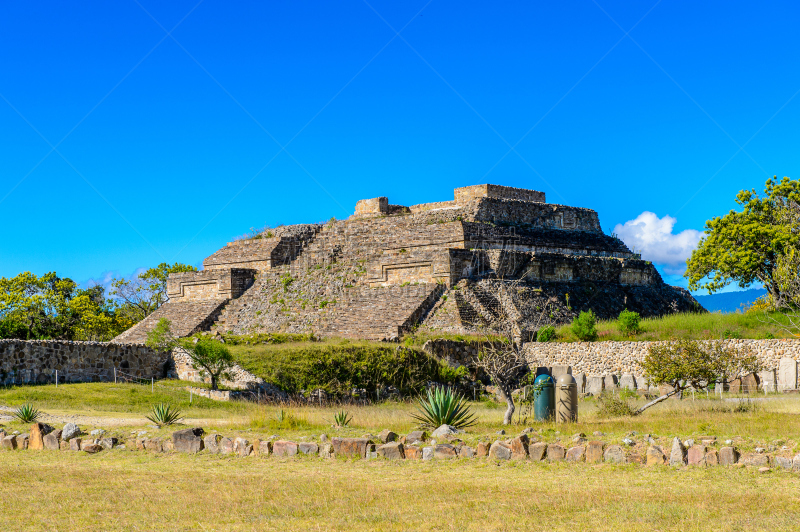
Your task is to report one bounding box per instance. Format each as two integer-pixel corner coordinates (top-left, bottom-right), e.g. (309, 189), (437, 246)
(111, 300), (229, 344)
(323, 283), (445, 340)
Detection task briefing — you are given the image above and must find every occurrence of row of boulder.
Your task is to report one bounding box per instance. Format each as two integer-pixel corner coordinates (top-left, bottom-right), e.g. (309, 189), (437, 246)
(4, 423), (800, 472)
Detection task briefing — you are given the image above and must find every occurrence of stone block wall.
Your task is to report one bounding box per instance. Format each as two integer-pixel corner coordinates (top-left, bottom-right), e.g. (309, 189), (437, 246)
(0, 340), (168, 385)
(354, 197), (389, 216)
(523, 339), (800, 389)
(167, 269), (255, 302)
(454, 184), (546, 204)
(467, 198), (601, 232)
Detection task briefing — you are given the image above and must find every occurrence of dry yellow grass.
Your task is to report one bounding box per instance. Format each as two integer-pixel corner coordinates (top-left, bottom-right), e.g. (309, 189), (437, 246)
(1, 451), (799, 531)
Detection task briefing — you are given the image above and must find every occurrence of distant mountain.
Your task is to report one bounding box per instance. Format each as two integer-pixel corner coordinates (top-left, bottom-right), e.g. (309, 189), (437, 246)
(694, 288), (767, 313)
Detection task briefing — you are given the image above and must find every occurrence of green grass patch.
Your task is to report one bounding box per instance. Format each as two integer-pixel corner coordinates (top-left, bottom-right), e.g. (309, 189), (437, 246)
(552, 311), (794, 342)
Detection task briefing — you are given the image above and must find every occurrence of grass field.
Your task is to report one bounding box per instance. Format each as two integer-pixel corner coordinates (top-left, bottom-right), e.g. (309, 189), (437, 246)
(1, 449), (799, 531)
(2, 383), (800, 530)
(552, 310), (796, 342)
(1, 382), (799, 454)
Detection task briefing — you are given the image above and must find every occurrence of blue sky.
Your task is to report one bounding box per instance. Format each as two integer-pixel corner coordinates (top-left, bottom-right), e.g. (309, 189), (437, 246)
(2, 0), (799, 294)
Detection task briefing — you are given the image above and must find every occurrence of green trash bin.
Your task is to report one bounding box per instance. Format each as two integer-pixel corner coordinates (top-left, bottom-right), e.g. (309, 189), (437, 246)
(533, 374), (555, 421)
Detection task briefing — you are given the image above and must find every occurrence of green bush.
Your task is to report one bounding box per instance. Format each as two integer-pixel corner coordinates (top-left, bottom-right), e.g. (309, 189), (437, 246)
(537, 325), (556, 342)
(145, 403), (183, 427)
(571, 310), (598, 341)
(13, 403), (41, 423)
(595, 392), (636, 417)
(617, 309), (642, 337)
(230, 344), (460, 397)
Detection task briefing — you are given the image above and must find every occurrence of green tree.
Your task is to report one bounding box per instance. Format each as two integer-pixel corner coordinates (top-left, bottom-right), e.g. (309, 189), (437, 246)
(146, 318), (234, 390)
(0, 272), (130, 340)
(111, 262), (197, 323)
(686, 176), (800, 298)
(636, 339), (762, 415)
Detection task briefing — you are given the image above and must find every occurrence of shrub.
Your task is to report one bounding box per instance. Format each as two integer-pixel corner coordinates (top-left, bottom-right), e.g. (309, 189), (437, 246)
(571, 310), (598, 341)
(145, 403), (183, 427)
(13, 403), (41, 423)
(231, 344), (460, 397)
(333, 410), (352, 428)
(595, 392), (636, 418)
(537, 325), (556, 342)
(617, 309), (642, 336)
(411, 387), (477, 429)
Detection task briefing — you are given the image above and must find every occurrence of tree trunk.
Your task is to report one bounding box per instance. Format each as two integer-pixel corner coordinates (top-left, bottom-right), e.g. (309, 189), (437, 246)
(500, 386), (515, 425)
(210, 374), (218, 391)
(633, 389), (681, 416)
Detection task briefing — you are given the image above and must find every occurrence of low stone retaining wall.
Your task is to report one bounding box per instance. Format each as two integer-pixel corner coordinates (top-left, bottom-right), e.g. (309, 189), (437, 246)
(4, 423), (799, 473)
(0, 340), (168, 385)
(524, 339), (800, 389)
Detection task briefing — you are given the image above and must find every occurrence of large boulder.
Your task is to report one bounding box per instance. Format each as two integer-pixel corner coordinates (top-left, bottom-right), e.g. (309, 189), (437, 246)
(203, 434), (222, 454)
(719, 446), (739, 466)
(331, 437), (371, 459)
(377, 429), (398, 444)
(15, 434), (29, 450)
(646, 446), (666, 466)
(603, 445), (626, 464)
(43, 430), (62, 451)
(172, 428), (205, 454)
(29, 423), (54, 450)
(273, 440), (299, 457)
(434, 444), (458, 459)
(510, 435), (529, 460)
(488, 442), (512, 460)
(2, 435), (17, 450)
(404, 431), (428, 445)
(377, 442), (405, 460)
(298, 442), (319, 456)
(431, 425), (461, 439)
(586, 441), (604, 463)
(687, 445), (707, 466)
(61, 423), (81, 441)
(234, 437), (251, 457)
(669, 437), (686, 466)
(546, 444), (565, 461)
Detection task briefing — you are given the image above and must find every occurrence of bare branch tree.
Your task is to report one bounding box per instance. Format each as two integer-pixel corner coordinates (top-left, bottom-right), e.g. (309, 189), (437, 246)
(473, 277), (555, 424)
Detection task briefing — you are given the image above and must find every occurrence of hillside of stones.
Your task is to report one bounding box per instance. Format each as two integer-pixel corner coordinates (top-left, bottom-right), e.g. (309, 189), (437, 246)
(419, 276), (701, 338)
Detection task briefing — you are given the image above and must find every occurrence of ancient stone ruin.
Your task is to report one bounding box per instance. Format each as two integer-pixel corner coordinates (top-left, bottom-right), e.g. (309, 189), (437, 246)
(113, 184), (702, 343)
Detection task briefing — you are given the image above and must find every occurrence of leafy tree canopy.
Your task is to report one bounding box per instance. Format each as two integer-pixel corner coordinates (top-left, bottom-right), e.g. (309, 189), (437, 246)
(111, 262), (197, 323)
(0, 272), (132, 341)
(685, 176), (800, 297)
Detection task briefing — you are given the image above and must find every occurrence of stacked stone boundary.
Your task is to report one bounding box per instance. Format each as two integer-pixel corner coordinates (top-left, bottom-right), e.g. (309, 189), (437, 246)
(0, 340), (168, 385)
(522, 339), (800, 390)
(3, 423), (799, 474)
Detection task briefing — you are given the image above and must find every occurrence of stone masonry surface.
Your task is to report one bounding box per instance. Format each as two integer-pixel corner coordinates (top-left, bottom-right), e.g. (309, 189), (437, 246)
(118, 184), (705, 341)
(0, 340), (168, 385)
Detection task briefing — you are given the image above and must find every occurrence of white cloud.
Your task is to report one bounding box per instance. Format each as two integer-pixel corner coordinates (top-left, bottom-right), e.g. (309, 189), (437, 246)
(613, 212), (703, 275)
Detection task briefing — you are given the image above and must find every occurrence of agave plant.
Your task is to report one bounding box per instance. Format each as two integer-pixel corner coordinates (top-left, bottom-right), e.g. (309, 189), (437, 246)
(332, 410), (352, 428)
(145, 403), (183, 427)
(411, 387), (477, 430)
(13, 404), (41, 423)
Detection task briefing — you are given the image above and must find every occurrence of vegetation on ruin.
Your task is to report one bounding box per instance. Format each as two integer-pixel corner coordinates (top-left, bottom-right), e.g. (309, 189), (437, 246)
(570, 310), (598, 341)
(147, 319), (235, 391)
(227, 340), (463, 397)
(551, 310), (795, 342)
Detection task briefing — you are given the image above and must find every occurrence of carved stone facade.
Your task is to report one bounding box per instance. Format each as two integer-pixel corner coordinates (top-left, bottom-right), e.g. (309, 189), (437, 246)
(114, 184), (703, 342)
